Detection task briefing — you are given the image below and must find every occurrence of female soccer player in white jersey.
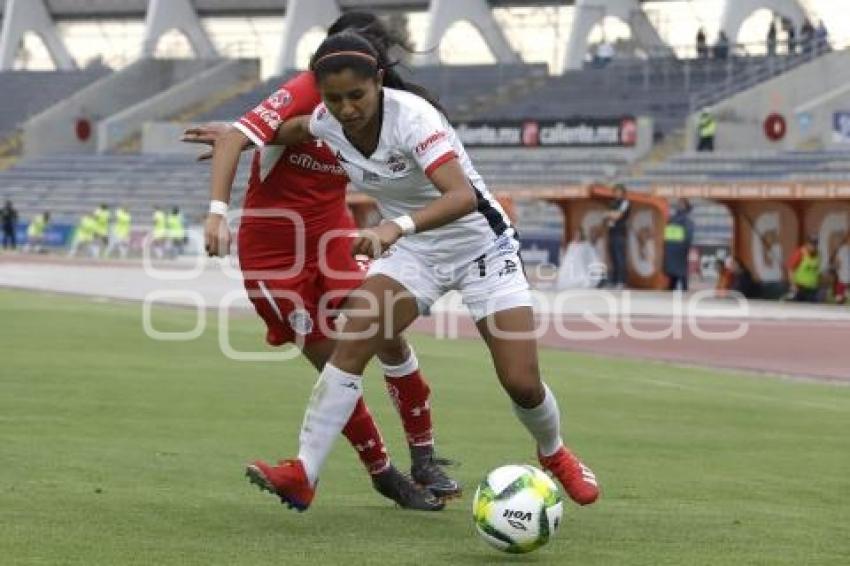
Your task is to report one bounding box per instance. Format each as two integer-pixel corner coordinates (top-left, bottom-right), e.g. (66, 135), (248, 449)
(228, 31), (600, 511)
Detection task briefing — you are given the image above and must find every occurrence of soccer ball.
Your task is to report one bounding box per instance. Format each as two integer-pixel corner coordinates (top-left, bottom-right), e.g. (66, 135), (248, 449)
(472, 464), (564, 554)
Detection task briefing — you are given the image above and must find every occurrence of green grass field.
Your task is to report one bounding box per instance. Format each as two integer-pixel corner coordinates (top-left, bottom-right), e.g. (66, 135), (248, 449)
(1, 288), (848, 565)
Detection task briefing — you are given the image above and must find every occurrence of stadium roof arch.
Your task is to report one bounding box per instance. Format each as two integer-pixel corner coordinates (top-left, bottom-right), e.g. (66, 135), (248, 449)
(0, 0), (812, 74)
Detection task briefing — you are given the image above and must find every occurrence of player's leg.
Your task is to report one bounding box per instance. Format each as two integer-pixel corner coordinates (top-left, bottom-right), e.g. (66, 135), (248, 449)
(243, 275), (441, 511)
(296, 274), (420, 479)
(376, 334), (461, 498)
(474, 305), (599, 506)
(321, 236), (459, 497)
(263, 265), (437, 511)
(461, 235), (599, 506)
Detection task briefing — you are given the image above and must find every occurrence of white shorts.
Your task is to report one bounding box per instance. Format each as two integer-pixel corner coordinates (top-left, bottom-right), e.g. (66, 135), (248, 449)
(367, 233), (532, 321)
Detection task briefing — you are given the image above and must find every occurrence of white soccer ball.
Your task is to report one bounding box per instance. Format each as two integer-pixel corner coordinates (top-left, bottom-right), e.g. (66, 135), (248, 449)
(472, 464), (564, 554)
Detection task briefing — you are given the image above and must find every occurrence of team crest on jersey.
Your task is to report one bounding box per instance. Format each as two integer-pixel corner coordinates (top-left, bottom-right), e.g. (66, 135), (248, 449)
(386, 151), (410, 174)
(268, 89), (292, 109)
(316, 106), (329, 121)
(288, 309), (314, 336)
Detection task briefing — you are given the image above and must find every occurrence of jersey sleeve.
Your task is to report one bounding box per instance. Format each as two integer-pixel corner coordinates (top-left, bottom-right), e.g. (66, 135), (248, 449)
(403, 104), (458, 176)
(234, 72), (321, 148)
(308, 103), (332, 139)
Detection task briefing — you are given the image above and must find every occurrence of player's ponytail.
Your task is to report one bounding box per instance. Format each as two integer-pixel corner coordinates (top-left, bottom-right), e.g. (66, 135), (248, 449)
(311, 29), (445, 116)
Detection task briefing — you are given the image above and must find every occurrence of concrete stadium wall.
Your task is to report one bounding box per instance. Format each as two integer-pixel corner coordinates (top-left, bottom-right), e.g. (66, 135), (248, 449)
(98, 59), (259, 152)
(792, 81), (850, 150)
(686, 49), (850, 152)
(23, 58), (221, 157)
(141, 122), (203, 155)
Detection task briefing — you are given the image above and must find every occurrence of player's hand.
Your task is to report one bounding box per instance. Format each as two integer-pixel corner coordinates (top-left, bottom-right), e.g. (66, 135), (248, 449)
(351, 222), (402, 259)
(204, 213), (231, 257)
(181, 122), (231, 161)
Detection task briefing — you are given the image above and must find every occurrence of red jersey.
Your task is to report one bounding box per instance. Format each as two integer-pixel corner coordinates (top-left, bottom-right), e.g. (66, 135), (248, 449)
(234, 72), (351, 268)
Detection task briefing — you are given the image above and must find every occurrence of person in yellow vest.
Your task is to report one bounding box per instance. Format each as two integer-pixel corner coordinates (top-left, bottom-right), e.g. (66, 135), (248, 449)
(663, 198), (695, 291)
(106, 206), (132, 259)
(93, 204), (111, 251)
(25, 211), (50, 253)
(786, 234), (822, 302)
(151, 206), (168, 259)
(697, 108), (716, 152)
(166, 206), (186, 258)
(68, 213), (98, 258)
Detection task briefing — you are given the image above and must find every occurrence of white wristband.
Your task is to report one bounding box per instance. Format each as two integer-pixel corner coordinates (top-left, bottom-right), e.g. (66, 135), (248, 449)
(209, 200), (228, 216)
(390, 215), (416, 236)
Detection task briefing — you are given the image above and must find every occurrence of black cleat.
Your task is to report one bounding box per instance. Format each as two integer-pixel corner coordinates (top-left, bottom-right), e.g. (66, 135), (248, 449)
(410, 445), (462, 499)
(371, 465), (445, 511)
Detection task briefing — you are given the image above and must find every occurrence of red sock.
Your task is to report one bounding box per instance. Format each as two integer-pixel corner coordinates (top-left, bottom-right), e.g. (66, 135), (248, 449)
(341, 397), (390, 475)
(385, 370), (434, 446)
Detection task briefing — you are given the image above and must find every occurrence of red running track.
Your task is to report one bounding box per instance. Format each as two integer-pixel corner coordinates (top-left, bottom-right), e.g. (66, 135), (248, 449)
(410, 315), (850, 383)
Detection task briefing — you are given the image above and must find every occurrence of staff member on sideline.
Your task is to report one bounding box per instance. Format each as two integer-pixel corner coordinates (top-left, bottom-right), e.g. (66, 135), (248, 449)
(663, 198), (695, 291)
(697, 108), (716, 152)
(786, 235), (822, 302)
(605, 184), (630, 289)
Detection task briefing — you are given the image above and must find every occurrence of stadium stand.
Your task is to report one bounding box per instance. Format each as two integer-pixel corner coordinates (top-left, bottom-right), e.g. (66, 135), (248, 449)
(196, 72), (299, 122)
(0, 68), (111, 138)
(196, 64), (548, 122)
(0, 152), (252, 223)
(639, 150), (850, 183)
(482, 53), (825, 138)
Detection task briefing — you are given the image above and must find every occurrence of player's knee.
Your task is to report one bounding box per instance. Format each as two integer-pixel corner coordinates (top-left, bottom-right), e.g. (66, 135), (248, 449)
(504, 378), (545, 409)
(330, 339), (377, 374)
(376, 336), (409, 366)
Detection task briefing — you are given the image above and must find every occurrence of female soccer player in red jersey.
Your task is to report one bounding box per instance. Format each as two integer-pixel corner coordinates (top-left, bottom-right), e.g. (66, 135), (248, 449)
(203, 30), (601, 512)
(185, 13), (457, 511)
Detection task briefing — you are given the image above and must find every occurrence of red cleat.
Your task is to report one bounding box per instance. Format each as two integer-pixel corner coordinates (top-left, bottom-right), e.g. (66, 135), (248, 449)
(538, 447), (600, 506)
(245, 459), (315, 512)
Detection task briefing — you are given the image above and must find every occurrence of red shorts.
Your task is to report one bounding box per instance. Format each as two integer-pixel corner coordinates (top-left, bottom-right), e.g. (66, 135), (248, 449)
(240, 235), (365, 346)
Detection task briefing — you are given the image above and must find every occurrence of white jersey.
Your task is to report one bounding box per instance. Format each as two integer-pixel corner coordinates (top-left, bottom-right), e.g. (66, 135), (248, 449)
(309, 87), (512, 265)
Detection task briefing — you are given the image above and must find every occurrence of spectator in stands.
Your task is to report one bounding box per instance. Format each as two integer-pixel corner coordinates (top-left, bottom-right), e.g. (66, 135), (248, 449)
(713, 31), (730, 60)
(167, 206), (186, 258)
(767, 21), (777, 57)
(697, 108), (716, 152)
(786, 235), (821, 302)
(783, 19), (796, 54)
(2, 200), (18, 250)
(594, 40), (615, 68)
(106, 205), (132, 259)
(815, 20), (829, 55)
(663, 198), (695, 291)
(800, 19), (815, 56)
(604, 184), (630, 289)
(696, 28), (708, 59)
(151, 206), (167, 259)
(24, 211), (50, 254)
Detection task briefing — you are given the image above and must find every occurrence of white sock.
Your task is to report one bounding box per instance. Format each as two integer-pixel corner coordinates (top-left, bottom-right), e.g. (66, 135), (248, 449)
(512, 383), (564, 457)
(381, 347), (419, 378)
(297, 363), (363, 486)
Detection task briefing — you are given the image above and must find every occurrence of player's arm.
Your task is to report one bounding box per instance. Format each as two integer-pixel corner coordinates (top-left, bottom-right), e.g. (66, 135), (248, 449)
(203, 127), (252, 257)
(411, 159), (477, 232)
(182, 122), (255, 161)
(269, 115), (312, 146)
(351, 157), (477, 259)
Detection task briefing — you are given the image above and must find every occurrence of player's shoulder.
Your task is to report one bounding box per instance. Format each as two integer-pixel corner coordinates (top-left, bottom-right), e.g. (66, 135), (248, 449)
(384, 87), (438, 116)
(278, 71), (318, 96)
